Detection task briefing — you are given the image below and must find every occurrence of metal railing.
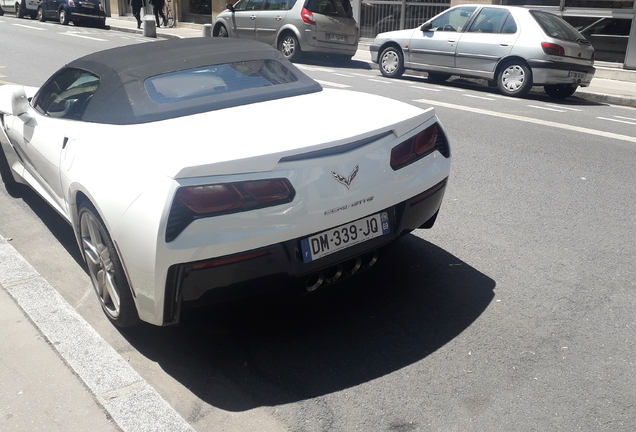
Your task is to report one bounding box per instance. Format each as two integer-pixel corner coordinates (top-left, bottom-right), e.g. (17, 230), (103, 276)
(359, 0), (450, 38)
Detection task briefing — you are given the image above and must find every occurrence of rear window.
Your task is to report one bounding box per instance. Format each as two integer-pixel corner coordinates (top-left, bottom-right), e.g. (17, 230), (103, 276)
(530, 10), (582, 42)
(305, 0), (353, 18)
(145, 60), (298, 104)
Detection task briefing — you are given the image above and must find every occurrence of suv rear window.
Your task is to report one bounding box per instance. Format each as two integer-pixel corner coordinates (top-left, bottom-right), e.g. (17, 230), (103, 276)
(530, 10), (583, 42)
(145, 60), (298, 104)
(305, 0), (353, 18)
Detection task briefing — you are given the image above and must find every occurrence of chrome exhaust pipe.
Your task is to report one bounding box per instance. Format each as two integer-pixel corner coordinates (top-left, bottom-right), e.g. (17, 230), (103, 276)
(343, 257), (362, 276)
(361, 250), (379, 268)
(305, 272), (324, 292)
(324, 265), (343, 284)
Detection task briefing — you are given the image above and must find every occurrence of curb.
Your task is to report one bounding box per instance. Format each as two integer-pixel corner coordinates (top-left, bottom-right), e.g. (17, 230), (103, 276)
(0, 234), (194, 432)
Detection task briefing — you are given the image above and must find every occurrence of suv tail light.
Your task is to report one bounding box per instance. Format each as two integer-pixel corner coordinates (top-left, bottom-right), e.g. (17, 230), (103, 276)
(166, 179), (295, 242)
(390, 123), (450, 170)
(541, 42), (565, 56)
(301, 7), (316, 25)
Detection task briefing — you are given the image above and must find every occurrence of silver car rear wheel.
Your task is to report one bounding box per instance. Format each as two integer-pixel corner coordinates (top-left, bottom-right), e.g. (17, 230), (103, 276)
(79, 203), (139, 327)
(216, 24), (228, 37)
(279, 33), (301, 61)
(59, 8), (69, 24)
(379, 46), (404, 78)
(498, 62), (532, 97)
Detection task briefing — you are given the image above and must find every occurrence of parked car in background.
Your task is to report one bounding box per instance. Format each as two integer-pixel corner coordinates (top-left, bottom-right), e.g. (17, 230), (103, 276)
(0, 0), (40, 19)
(371, 5), (595, 98)
(212, 0), (359, 61)
(0, 38), (451, 327)
(36, 0), (105, 26)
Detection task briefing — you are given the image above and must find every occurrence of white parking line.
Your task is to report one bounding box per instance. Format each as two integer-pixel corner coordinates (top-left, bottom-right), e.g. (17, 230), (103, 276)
(410, 86), (442, 92)
(527, 105), (566, 112)
(414, 98), (636, 144)
(614, 115), (636, 122)
(441, 86), (465, 92)
(296, 65), (334, 73)
(61, 32), (108, 41)
(544, 103), (582, 111)
(368, 78), (393, 84)
(597, 117), (636, 126)
(351, 72), (373, 77)
(314, 79), (351, 88)
(333, 73), (355, 77)
(12, 23), (46, 30)
(464, 94), (496, 101)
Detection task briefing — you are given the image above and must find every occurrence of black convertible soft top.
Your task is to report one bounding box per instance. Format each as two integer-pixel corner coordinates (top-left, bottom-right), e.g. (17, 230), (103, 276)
(63, 38), (322, 125)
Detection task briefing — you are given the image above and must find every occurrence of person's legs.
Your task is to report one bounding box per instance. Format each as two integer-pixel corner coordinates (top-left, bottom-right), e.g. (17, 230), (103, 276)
(132, 6), (141, 28)
(158, 5), (166, 26)
(153, 6), (160, 26)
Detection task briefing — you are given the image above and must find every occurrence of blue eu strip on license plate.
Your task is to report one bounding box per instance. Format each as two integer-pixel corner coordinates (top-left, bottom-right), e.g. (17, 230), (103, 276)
(300, 212), (390, 263)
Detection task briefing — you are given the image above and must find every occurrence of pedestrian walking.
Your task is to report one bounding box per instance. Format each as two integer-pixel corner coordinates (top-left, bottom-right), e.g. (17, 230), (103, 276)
(149, 0), (167, 27)
(129, 0), (145, 29)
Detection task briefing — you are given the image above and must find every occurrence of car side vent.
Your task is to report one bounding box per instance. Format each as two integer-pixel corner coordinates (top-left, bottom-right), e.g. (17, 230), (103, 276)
(279, 130), (393, 162)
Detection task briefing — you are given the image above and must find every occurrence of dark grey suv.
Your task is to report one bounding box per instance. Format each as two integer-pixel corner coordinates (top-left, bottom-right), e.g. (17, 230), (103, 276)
(212, 0), (359, 61)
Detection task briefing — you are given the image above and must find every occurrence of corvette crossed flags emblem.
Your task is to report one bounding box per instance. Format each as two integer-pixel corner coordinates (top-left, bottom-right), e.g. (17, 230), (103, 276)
(332, 165), (359, 190)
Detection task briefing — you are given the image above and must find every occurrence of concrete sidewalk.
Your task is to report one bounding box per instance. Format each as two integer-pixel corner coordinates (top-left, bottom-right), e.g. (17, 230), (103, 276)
(106, 16), (636, 108)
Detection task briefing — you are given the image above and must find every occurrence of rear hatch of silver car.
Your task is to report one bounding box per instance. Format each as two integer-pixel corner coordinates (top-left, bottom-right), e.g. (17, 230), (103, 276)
(530, 10), (595, 61)
(304, 0), (358, 46)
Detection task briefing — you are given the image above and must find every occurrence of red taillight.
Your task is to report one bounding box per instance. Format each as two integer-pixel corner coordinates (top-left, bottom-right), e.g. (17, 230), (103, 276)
(68, 0), (75, 5)
(174, 179), (295, 217)
(390, 123), (443, 170)
(176, 184), (244, 214)
(541, 42), (565, 56)
(301, 7), (315, 25)
(242, 179), (292, 203)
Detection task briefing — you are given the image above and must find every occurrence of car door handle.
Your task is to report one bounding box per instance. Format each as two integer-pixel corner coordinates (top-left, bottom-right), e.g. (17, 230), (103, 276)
(250, 15), (256, 19)
(275, 16), (282, 20)
(500, 42), (509, 46)
(447, 38), (456, 43)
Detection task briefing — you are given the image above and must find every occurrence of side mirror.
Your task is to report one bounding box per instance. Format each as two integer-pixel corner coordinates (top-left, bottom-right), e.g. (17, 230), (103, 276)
(226, 3), (235, 12)
(11, 87), (32, 122)
(420, 22), (432, 32)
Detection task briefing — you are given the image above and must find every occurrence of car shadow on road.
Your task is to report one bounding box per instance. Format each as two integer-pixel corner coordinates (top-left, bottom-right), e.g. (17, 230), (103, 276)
(120, 234), (495, 412)
(295, 54), (373, 70)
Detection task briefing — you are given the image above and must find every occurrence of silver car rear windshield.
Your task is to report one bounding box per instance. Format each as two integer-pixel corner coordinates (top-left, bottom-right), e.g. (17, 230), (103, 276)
(530, 11), (583, 42)
(145, 60), (298, 104)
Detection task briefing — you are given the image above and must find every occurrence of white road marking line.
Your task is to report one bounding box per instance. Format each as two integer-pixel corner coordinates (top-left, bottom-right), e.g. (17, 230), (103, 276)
(314, 79), (351, 88)
(369, 78), (393, 84)
(333, 73), (355, 77)
(614, 115), (636, 121)
(410, 86), (442, 92)
(351, 72), (373, 77)
(597, 117), (636, 126)
(296, 65), (334, 72)
(414, 98), (636, 144)
(440, 86), (465, 92)
(527, 104), (566, 112)
(12, 23), (46, 30)
(61, 32), (108, 41)
(544, 103), (582, 111)
(464, 94), (495, 101)
(491, 94), (521, 100)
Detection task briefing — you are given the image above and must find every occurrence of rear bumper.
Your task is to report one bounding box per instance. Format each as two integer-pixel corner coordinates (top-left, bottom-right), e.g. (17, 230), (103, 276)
(529, 59), (595, 86)
(162, 177), (448, 325)
(300, 30), (358, 55)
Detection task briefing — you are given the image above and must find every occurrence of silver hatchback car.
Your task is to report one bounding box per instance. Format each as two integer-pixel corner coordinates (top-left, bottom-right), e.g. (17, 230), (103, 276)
(370, 5), (595, 98)
(212, 0), (359, 61)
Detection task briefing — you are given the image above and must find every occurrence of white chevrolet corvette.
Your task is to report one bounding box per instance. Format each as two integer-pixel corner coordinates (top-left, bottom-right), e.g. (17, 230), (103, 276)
(0, 38), (451, 327)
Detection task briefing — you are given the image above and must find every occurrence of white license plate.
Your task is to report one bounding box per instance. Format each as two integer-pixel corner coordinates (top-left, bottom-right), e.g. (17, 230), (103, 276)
(567, 71), (586, 79)
(301, 212), (390, 263)
(328, 34), (345, 42)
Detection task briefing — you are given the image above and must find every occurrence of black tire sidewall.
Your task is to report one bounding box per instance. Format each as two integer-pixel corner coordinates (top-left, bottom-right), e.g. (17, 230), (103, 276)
(379, 47), (404, 78)
(498, 61), (532, 97)
(78, 203), (140, 327)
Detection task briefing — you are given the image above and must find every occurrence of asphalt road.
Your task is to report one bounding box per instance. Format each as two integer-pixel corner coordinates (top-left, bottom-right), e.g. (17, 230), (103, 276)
(1, 18), (635, 431)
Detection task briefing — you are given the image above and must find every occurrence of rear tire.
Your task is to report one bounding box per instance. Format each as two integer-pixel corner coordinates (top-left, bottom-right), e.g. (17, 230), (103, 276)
(215, 24), (228, 37)
(79, 203), (140, 328)
(0, 146), (18, 192)
(279, 32), (302, 62)
(36, 6), (45, 21)
(15, 2), (23, 18)
(379, 46), (404, 78)
(544, 84), (577, 99)
(498, 61), (532, 97)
